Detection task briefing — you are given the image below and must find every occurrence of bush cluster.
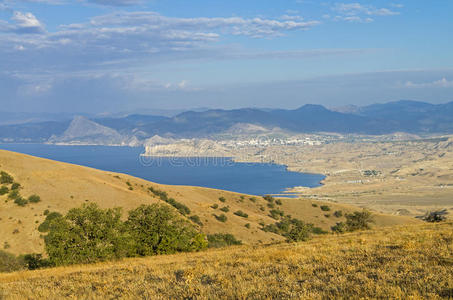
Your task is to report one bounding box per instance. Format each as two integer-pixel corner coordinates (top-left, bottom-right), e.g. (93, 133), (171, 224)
(39, 203), (207, 266)
(320, 205), (331, 211)
(207, 234), (242, 248)
(233, 210), (248, 218)
(332, 210), (374, 233)
(269, 209), (285, 220)
(0, 171), (14, 184)
(262, 216), (318, 242)
(148, 186), (191, 216)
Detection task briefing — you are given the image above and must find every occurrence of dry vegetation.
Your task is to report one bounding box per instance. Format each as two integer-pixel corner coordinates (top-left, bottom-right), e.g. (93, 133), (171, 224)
(0, 150), (417, 255)
(1, 222), (452, 299)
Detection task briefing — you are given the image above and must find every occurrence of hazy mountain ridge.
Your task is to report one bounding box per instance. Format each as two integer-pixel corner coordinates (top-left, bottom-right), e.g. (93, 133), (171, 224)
(1, 100), (452, 144)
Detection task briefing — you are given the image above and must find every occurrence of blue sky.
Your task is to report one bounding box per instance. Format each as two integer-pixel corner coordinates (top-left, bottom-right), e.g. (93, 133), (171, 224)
(0, 0), (452, 113)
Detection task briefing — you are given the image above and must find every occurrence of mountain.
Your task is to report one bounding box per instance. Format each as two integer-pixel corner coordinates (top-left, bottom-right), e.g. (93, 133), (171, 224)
(48, 116), (138, 146)
(357, 100), (453, 133)
(1, 100), (453, 143)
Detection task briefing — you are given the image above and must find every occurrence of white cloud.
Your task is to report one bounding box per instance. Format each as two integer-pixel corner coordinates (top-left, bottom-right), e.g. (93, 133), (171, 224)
(405, 78), (453, 88)
(0, 11), (45, 34)
(332, 2), (400, 23)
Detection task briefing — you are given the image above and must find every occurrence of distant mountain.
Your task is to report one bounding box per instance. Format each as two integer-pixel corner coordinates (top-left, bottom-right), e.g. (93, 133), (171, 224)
(1, 100), (453, 143)
(356, 100), (453, 133)
(48, 116), (139, 146)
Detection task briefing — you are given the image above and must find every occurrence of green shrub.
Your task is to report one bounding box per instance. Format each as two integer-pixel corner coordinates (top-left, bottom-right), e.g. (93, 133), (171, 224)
(148, 187), (169, 201)
(267, 202), (275, 209)
(21, 254), (52, 270)
(285, 219), (313, 242)
(261, 216), (314, 242)
(14, 197), (28, 207)
(43, 204), (131, 266)
(275, 199), (283, 205)
(320, 205), (331, 211)
(0, 250), (25, 273)
(334, 210), (343, 218)
(345, 210), (374, 231)
(0, 171), (14, 184)
(312, 203), (318, 207)
(207, 234), (242, 248)
(167, 198), (191, 216)
(38, 212), (63, 232)
(269, 209), (284, 220)
(214, 214), (227, 222)
(11, 182), (21, 190)
(211, 204), (218, 209)
(220, 206), (229, 213)
(127, 204), (206, 256)
(249, 197), (257, 203)
(0, 185), (8, 196)
(43, 209), (50, 216)
(245, 223), (251, 229)
(263, 195), (275, 203)
(233, 210), (248, 218)
(331, 222), (348, 233)
(28, 194), (41, 203)
(218, 197), (226, 203)
(189, 215), (203, 226)
(312, 227), (328, 234)
(324, 214), (330, 218)
(8, 189), (20, 200)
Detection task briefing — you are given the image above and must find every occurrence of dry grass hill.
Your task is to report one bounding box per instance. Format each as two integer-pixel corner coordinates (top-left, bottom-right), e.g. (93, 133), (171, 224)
(1, 222), (451, 299)
(0, 149), (419, 255)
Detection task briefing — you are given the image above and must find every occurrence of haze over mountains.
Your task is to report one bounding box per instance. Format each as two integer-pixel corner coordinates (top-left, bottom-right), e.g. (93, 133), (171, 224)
(1, 100), (452, 144)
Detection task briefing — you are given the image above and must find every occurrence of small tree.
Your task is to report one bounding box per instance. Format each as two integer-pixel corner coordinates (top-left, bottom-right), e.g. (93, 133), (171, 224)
(43, 204), (131, 266)
(345, 210), (374, 231)
(126, 204), (206, 256)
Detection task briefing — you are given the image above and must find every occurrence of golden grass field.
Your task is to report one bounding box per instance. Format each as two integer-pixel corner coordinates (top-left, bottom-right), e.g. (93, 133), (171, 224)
(0, 222), (452, 299)
(0, 150), (419, 255)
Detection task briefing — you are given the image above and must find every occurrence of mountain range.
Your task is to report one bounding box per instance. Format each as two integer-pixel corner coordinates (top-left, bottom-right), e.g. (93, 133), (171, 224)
(0, 100), (452, 144)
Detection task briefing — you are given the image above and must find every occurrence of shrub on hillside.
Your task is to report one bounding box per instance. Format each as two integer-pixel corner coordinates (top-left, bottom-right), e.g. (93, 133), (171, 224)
(11, 182), (21, 190)
(211, 204), (219, 209)
(262, 216), (316, 242)
(167, 198), (191, 216)
(220, 206), (229, 213)
(332, 210), (374, 233)
(320, 205), (331, 211)
(345, 210), (374, 231)
(207, 233), (242, 248)
(0, 185), (8, 196)
(189, 215), (203, 226)
(269, 209), (284, 220)
(263, 195), (275, 203)
(14, 197), (28, 207)
(28, 194), (41, 203)
(275, 199), (283, 205)
(43, 204), (131, 266)
(218, 197), (226, 203)
(0, 250), (25, 273)
(334, 210), (343, 218)
(421, 210), (448, 223)
(8, 190), (20, 200)
(126, 204), (207, 256)
(233, 210), (248, 218)
(38, 212), (63, 232)
(214, 214), (227, 223)
(0, 171), (14, 184)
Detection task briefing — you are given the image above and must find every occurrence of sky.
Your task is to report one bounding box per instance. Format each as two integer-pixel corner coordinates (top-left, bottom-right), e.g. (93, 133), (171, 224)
(0, 0), (452, 114)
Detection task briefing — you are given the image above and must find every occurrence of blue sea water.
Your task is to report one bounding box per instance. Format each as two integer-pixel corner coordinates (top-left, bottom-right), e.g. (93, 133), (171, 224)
(0, 144), (324, 196)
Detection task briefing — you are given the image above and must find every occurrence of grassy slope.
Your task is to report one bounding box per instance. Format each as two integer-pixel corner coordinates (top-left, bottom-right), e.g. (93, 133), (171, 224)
(0, 149), (419, 255)
(1, 222), (452, 299)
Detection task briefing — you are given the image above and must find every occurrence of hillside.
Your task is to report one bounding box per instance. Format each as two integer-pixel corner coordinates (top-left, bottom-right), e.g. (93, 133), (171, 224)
(1, 222), (451, 299)
(0, 150), (419, 255)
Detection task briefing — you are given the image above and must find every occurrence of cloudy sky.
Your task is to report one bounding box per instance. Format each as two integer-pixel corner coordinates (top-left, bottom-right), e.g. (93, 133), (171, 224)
(1, 0), (452, 113)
